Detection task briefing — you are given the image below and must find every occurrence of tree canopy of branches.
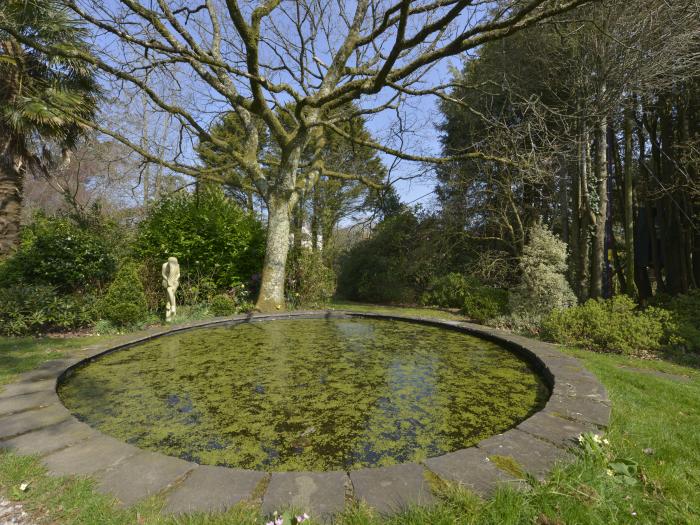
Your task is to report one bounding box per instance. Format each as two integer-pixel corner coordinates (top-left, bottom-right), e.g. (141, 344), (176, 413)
(0, 0), (99, 255)
(0, 0), (595, 310)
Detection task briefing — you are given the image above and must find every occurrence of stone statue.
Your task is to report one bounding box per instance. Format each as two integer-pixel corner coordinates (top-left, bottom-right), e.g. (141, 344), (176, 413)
(162, 257), (180, 321)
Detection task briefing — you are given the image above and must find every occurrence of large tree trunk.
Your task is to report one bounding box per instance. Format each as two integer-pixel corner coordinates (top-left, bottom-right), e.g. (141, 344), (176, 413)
(590, 116), (608, 299)
(256, 195), (292, 312)
(0, 151), (25, 256)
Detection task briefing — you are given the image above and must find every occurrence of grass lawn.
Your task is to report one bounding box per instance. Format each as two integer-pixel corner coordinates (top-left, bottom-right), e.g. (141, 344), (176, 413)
(1, 304), (699, 524)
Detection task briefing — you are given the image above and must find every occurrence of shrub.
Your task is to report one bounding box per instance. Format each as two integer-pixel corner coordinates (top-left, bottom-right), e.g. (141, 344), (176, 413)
(420, 273), (473, 308)
(509, 222), (576, 319)
(287, 250), (336, 308)
(1, 214), (118, 292)
(98, 262), (149, 327)
(658, 290), (700, 353)
(0, 285), (97, 336)
(134, 187), (265, 292)
(209, 294), (238, 316)
(420, 272), (508, 322)
(461, 287), (509, 323)
(541, 295), (672, 355)
(337, 212), (438, 304)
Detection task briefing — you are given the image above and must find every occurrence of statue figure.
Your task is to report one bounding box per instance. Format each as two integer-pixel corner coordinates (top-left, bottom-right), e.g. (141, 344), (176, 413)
(162, 257), (180, 321)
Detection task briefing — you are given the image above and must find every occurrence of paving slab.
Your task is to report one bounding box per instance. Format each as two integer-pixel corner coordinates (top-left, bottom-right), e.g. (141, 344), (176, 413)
(95, 450), (195, 507)
(0, 391), (59, 417)
(163, 465), (266, 515)
(350, 463), (435, 514)
(41, 434), (138, 476)
(0, 405), (72, 440)
(517, 412), (599, 448)
(0, 379), (56, 399)
(262, 470), (348, 520)
(15, 359), (81, 382)
(477, 429), (572, 480)
(424, 447), (517, 496)
(544, 394), (611, 426)
(0, 419), (97, 456)
(552, 375), (610, 405)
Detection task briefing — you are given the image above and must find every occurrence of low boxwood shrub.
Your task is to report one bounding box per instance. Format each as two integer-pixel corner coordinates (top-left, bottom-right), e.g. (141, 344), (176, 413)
(541, 295), (672, 355)
(98, 262), (149, 327)
(0, 284), (97, 336)
(209, 294), (238, 317)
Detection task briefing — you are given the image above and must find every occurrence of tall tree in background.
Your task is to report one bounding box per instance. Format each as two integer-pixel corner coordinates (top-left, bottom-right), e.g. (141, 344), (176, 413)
(438, 0), (699, 301)
(0, 0), (98, 255)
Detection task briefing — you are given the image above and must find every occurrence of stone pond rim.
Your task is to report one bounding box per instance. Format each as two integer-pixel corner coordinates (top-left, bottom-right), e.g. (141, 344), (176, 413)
(0, 310), (610, 520)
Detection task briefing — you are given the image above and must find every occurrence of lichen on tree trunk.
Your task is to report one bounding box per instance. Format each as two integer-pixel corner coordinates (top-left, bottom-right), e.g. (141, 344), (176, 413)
(255, 196), (292, 312)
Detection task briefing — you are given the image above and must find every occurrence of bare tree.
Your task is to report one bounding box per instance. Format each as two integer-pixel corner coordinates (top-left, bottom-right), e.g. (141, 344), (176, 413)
(2, 0), (595, 310)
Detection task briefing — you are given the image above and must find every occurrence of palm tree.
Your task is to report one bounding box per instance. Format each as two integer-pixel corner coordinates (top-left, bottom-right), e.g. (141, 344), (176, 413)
(0, 0), (98, 255)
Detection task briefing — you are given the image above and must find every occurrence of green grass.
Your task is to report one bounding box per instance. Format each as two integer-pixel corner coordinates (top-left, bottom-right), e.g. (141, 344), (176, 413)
(330, 299), (464, 320)
(1, 305), (700, 524)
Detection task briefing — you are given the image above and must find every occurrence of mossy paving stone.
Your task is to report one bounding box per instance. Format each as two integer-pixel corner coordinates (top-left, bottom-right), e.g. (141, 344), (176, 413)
(552, 374), (610, 405)
(0, 391), (59, 417)
(163, 465), (266, 515)
(476, 429), (572, 481)
(15, 359), (82, 382)
(517, 412), (600, 448)
(41, 434), (139, 476)
(350, 463), (435, 514)
(424, 447), (518, 496)
(544, 394), (611, 427)
(0, 379), (56, 399)
(262, 471), (349, 521)
(0, 419), (97, 456)
(0, 405), (71, 440)
(94, 450), (196, 507)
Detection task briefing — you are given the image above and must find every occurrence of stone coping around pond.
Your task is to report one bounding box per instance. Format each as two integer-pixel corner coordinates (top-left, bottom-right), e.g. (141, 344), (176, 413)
(0, 310), (610, 522)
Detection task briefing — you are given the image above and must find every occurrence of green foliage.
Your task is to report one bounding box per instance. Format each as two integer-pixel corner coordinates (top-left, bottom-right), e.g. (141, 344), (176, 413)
(420, 273), (473, 308)
(287, 250), (336, 308)
(509, 222), (577, 318)
(135, 188), (265, 291)
(657, 290), (700, 353)
(0, 0), (99, 148)
(541, 295), (672, 355)
(208, 294), (237, 317)
(0, 284), (97, 336)
(97, 262), (148, 328)
(1, 214), (117, 292)
(338, 212), (455, 304)
(461, 287), (508, 323)
(420, 272), (508, 323)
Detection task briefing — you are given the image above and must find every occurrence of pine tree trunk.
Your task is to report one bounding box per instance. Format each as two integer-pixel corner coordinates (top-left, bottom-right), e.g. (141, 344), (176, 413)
(623, 103), (637, 297)
(590, 116), (608, 299)
(255, 195), (291, 312)
(0, 150), (24, 256)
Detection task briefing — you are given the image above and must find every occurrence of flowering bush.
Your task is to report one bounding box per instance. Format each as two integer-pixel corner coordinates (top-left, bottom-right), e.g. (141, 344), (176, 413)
(509, 222), (576, 319)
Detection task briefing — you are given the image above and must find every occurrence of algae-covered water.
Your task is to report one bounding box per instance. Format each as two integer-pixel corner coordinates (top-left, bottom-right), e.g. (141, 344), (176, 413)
(59, 317), (548, 471)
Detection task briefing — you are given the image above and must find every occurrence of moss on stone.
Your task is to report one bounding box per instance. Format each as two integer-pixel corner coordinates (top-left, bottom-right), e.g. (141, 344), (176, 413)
(489, 455), (526, 479)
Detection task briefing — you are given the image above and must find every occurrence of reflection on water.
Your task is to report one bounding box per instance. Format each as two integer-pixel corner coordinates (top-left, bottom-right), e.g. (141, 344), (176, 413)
(59, 318), (548, 471)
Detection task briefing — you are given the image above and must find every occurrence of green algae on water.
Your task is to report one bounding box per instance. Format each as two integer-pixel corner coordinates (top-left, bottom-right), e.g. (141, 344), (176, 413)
(58, 318), (548, 471)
